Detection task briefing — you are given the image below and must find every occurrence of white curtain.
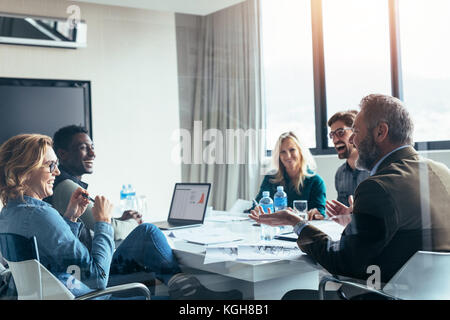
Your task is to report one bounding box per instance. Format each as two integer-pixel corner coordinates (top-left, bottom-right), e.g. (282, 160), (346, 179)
(176, 0), (266, 210)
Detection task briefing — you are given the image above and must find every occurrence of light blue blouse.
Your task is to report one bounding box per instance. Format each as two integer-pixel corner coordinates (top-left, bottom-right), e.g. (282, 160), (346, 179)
(0, 196), (114, 297)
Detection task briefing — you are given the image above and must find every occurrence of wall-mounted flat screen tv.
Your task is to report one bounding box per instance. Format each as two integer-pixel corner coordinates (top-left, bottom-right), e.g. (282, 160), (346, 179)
(0, 77), (92, 146)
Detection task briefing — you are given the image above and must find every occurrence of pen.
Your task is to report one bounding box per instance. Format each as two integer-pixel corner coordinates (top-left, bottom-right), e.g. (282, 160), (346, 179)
(325, 214), (352, 221)
(251, 199), (261, 226)
(81, 193), (95, 203)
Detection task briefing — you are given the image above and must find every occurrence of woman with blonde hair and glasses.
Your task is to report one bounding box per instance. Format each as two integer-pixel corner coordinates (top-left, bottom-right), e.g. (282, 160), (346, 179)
(254, 132), (326, 220)
(0, 134), (242, 299)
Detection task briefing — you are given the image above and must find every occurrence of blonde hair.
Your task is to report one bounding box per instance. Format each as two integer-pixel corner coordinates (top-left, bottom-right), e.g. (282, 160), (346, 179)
(270, 132), (316, 193)
(0, 134), (53, 206)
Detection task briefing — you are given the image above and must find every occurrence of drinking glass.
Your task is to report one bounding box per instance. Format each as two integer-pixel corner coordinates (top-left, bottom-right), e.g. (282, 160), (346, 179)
(260, 224), (276, 242)
(293, 200), (308, 220)
(137, 195), (148, 218)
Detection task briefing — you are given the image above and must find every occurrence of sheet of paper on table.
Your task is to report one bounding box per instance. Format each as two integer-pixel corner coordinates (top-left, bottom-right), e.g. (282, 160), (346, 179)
(205, 199), (252, 222)
(206, 214), (250, 222)
(204, 244), (239, 264)
(229, 199), (253, 213)
(237, 244), (303, 261)
(204, 241), (304, 264)
(167, 227), (244, 245)
(275, 220), (345, 242)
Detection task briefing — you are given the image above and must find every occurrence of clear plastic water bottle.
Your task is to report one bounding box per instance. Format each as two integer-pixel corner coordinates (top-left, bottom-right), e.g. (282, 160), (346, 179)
(126, 184), (138, 211)
(259, 191), (275, 241)
(274, 186), (288, 233)
(259, 191), (274, 213)
(274, 186), (287, 211)
(119, 184), (128, 212)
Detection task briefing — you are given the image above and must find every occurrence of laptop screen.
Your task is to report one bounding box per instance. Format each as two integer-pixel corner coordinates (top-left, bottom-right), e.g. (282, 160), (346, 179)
(168, 183), (211, 222)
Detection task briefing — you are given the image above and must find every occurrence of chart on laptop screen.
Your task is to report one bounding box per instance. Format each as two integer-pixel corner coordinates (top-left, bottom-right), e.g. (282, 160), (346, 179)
(170, 184), (210, 220)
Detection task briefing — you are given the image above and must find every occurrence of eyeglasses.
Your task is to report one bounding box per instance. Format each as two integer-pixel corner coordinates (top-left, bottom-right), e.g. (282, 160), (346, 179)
(329, 127), (353, 139)
(45, 160), (59, 173)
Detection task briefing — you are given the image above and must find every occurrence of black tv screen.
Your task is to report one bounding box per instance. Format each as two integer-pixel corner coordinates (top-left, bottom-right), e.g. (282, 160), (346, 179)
(0, 77), (92, 146)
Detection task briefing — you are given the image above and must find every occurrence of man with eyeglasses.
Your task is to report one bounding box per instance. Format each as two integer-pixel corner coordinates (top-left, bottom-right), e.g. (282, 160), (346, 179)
(327, 110), (369, 207)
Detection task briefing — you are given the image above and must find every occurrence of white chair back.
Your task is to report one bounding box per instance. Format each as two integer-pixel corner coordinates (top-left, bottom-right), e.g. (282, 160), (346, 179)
(6, 258), (74, 300)
(383, 251), (450, 300)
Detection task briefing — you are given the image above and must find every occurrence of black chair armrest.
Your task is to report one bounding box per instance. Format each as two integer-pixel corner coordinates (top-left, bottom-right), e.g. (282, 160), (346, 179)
(0, 268), (11, 278)
(318, 275), (398, 300)
(0, 263), (11, 277)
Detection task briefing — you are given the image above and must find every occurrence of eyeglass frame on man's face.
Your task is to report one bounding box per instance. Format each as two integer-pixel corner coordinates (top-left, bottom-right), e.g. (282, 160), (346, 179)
(328, 127), (353, 140)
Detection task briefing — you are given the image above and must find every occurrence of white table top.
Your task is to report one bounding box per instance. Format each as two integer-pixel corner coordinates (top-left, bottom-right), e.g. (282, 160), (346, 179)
(163, 214), (345, 283)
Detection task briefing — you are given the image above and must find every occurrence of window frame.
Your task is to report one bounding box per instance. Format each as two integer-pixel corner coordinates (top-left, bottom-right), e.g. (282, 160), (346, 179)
(264, 0), (450, 156)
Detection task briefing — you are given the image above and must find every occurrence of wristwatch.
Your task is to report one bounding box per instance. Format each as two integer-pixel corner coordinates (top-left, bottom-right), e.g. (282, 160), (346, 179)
(293, 220), (309, 236)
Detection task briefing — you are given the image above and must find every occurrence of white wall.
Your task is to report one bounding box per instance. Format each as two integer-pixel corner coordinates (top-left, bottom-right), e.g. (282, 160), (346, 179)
(315, 150), (450, 201)
(0, 0), (181, 222)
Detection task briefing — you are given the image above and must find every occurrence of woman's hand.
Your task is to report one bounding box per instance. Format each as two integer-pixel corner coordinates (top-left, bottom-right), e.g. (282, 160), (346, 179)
(307, 208), (324, 221)
(92, 196), (113, 224)
(64, 187), (90, 222)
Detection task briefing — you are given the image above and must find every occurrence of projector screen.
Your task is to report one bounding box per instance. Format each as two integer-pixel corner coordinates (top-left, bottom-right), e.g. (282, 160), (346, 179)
(0, 77), (92, 146)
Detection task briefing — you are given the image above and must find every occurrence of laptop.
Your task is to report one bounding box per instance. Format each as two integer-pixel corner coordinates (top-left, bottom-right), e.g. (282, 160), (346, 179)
(153, 183), (211, 230)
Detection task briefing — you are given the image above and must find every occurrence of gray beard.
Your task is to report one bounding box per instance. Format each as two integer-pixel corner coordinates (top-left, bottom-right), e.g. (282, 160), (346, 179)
(355, 134), (381, 171)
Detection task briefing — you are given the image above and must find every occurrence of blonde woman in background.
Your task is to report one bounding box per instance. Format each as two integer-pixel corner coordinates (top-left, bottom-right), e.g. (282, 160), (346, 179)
(253, 131), (326, 220)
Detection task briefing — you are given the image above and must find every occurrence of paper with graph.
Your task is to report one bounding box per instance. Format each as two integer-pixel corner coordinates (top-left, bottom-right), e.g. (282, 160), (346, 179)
(204, 242), (304, 264)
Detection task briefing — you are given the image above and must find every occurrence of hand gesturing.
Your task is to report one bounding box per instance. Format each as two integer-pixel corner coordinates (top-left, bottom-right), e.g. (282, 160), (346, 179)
(325, 195), (353, 227)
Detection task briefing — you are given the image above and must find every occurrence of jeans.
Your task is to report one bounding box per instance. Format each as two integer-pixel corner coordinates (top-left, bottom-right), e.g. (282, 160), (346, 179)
(108, 223), (181, 286)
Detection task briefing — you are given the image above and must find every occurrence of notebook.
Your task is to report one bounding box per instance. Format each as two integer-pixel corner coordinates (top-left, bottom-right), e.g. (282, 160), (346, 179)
(153, 183), (211, 230)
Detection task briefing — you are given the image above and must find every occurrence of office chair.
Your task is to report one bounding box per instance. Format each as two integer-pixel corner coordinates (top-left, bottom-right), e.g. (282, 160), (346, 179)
(382, 251), (450, 300)
(318, 275), (398, 300)
(0, 233), (151, 300)
(0, 260), (13, 298)
(319, 251), (450, 300)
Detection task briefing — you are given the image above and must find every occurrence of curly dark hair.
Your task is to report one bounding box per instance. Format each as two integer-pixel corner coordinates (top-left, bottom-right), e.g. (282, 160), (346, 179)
(53, 125), (88, 153)
(327, 110), (358, 128)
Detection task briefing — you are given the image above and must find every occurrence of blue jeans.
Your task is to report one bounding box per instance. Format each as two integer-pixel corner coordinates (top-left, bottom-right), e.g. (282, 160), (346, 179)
(108, 223), (181, 287)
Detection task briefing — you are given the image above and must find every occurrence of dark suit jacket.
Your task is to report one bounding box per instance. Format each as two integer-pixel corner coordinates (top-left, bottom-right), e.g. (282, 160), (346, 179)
(297, 146), (450, 284)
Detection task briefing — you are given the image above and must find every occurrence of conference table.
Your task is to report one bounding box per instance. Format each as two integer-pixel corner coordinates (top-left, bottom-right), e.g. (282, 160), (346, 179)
(160, 212), (345, 300)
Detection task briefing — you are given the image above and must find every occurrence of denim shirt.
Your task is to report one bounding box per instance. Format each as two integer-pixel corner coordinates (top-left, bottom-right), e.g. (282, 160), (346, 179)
(0, 196), (114, 297)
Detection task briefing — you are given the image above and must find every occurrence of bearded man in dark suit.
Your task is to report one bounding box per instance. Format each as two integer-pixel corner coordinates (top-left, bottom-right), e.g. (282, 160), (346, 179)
(251, 94), (450, 298)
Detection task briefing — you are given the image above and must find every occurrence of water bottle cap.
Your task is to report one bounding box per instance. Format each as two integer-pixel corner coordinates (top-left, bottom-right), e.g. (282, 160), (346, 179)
(277, 186), (284, 192)
(262, 191), (270, 197)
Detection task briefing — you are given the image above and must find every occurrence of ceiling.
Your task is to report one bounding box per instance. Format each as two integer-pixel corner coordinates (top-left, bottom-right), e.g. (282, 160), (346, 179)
(73, 0), (246, 16)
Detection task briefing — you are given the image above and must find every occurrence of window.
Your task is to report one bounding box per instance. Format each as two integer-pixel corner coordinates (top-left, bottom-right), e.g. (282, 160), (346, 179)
(399, 0), (450, 143)
(261, 0), (316, 150)
(322, 0), (391, 137)
(261, 0), (450, 153)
